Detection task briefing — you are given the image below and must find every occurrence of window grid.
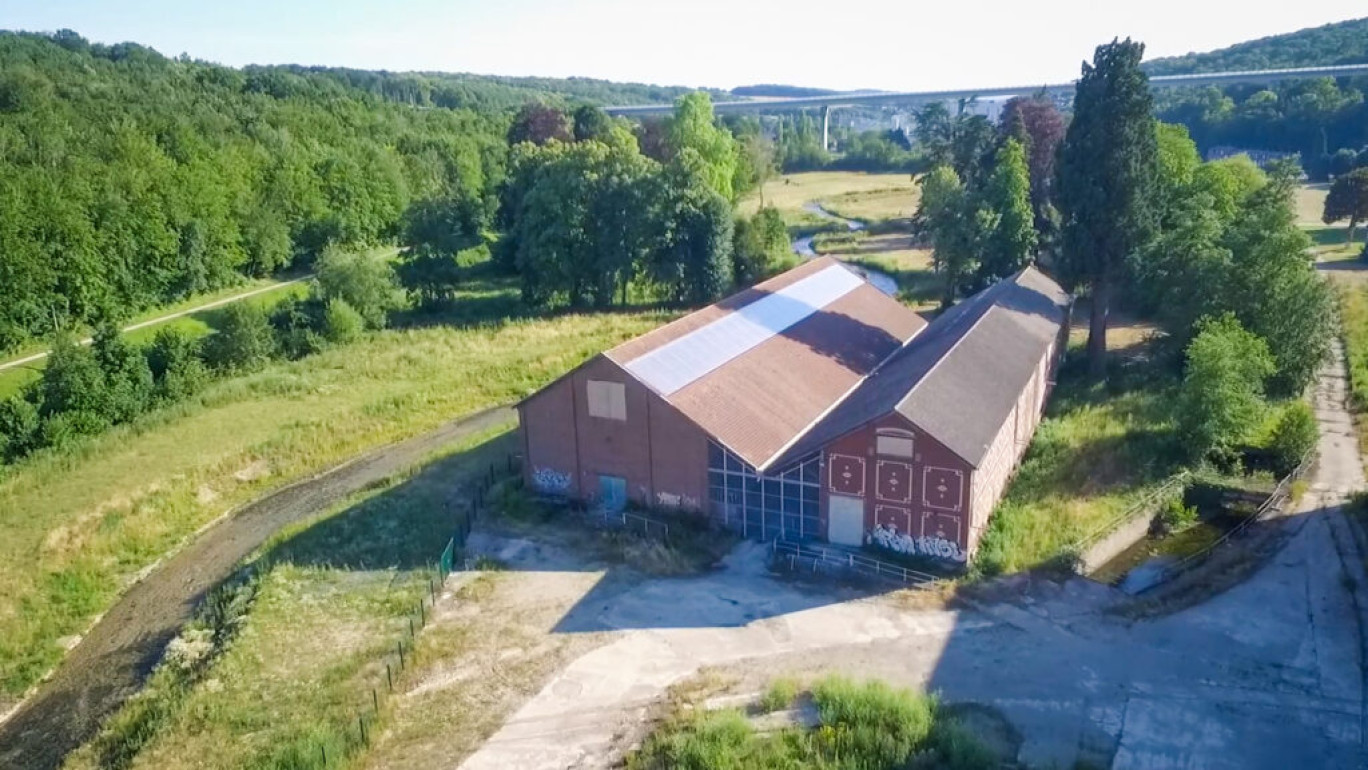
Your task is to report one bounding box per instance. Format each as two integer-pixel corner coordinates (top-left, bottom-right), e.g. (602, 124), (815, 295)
(706, 441), (821, 541)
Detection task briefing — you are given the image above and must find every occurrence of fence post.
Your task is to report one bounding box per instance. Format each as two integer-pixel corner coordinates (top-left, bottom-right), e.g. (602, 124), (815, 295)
(386, 663), (393, 691)
(321, 746), (327, 766)
(419, 600), (426, 627)
(373, 688), (379, 714)
(409, 616), (416, 639)
(359, 714), (368, 746)
(398, 641), (405, 670)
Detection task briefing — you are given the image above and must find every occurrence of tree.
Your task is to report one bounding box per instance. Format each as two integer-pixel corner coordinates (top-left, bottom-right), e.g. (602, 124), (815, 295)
(1177, 314), (1275, 463)
(739, 132), (777, 207)
(507, 103), (571, 146)
(203, 302), (276, 371)
(91, 321), (154, 423)
(976, 138), (1037, 284)
(647, 150), (734, 304)
(665, 93), (739, 201)
(38, 332), (110, 426)
(146, 327), (208, 402)
(1268, 402), (1317, 475)
(321, 298), (365, 344)
(732, 207), (794, 285)
(572, 104), (612, 143)
(1324, 168), (1368, 244)
(314, 246), (405, 328)
(916, 166), (977, 307)
(401, 195), (484, 256)
(1056, 38), (1160, 378)
(1000, 96), (1066, 243)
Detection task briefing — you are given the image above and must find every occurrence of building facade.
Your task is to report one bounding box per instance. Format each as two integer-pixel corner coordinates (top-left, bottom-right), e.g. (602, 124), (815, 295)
(518, 258), (1070, 563)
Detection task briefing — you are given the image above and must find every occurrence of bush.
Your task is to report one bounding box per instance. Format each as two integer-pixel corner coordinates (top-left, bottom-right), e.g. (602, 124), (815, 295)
(1156, 497), (1200, 535)
(203, 302), (276, 371)
(1176, 314), (1275, 462)
(146, 328), (209, 402)
(1267, 401), (1317, 475)
(38, 333), (110, 420)
(315, 245), (404, 329)
(758, 677), (800, 713)
(0, 396), (39, 461)
(321, 298), (365, 345)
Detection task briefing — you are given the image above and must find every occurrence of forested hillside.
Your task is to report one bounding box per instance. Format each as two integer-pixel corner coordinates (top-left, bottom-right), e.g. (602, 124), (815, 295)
(1143, 17), (1368, 74)
(0, 30), (516, 351)
(0, 30), (733, 354)
(1142, 18), (1368, 177)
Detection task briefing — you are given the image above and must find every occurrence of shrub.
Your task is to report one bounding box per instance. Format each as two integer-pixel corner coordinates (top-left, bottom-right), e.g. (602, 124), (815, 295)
(0, 396), (39, 461)
(315, 245), (404, 329)
(321, 298), (365, 345)
(1267, 401), (1317, 475)
(758, 677), (800, 714)
(268, 296), (327, 360)
(203, 302), (276, 371)
(1176, 314), (1275, 462)
(146, 328), (209, 402)
(1156, 497), (1200, 535)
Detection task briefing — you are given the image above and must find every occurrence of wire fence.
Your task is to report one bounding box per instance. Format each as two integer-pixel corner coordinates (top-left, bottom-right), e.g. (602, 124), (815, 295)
(1136, 449), (1316, 595)
(319, 451), (522, 767)
(1072, 472), (1191, 554)
(771, 540), (941, 587)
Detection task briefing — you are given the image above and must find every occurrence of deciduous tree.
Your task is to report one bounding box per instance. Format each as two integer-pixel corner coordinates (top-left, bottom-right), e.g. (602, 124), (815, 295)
(1324, 168), (1368, 244)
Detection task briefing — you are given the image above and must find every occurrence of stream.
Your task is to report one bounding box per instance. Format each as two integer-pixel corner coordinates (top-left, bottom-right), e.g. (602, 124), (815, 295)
(790, 203), (899, 297)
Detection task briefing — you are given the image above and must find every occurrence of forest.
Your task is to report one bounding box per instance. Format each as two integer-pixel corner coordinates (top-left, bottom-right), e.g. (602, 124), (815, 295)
(1144, 17), (1368, 178)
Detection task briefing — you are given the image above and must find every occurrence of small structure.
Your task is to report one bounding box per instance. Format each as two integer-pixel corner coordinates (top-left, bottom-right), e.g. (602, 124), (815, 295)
(517, 258), (1070, 563)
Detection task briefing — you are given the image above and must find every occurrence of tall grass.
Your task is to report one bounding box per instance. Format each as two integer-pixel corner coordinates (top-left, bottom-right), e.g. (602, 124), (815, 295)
(0, 288), (671, 697)
(974, 356), (1182, 575)
(629, 676), (997, 770)
(1338, 284), (1368, 412)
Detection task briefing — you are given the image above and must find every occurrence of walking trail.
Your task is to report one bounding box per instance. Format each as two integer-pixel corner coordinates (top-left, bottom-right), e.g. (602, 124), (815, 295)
(459, 346), (1368, 769)
(0, 406), (515, 770)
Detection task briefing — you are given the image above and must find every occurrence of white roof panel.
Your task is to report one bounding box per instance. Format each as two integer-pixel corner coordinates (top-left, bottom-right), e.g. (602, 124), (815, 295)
(624, 264), (864, 395)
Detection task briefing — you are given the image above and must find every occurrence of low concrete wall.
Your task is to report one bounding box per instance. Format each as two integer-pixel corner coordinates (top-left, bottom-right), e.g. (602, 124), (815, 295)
(1079, 511), (1154, 575)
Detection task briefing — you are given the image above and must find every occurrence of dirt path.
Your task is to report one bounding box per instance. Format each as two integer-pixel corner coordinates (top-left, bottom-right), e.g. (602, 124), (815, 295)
(0, 405), (516, 770)
(0, 279), (307, 374)
(456, 348), (1368, 770)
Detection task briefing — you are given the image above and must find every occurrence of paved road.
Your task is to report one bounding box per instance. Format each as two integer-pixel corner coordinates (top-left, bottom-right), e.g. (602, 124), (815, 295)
(0, 278), (306, 375)
(0, 406), (516, 770)
(459, 348), (1368, 769)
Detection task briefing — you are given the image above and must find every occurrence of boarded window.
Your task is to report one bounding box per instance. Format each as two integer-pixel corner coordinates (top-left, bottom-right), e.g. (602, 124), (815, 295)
(876, 434), (914, 457)
(586, 380), (626, 420)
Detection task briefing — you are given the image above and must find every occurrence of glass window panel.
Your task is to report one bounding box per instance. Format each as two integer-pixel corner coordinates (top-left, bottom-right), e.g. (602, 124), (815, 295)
(802, 460), (819, 483)
(746, 488), (761, 509)
(708, 442), (724, 469)
(782, 495), (801, 514)
(762, 478), (780, 497)
(709, 485), (725, 502)
(725, 452), (740, 472)
(708, 470), (724, 488)
(764, 494), (782, 513)
(726, 488), (742, 505)
(745, 477), (761, 494)
(802, 485), (819, 503)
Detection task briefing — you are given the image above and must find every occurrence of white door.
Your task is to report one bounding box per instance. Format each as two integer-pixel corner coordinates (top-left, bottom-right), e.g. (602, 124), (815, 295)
(827, 495), (865, 546)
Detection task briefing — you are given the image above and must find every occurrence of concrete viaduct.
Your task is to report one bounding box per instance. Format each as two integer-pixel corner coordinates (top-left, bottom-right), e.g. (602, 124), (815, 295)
(604, 63), (1368, 151)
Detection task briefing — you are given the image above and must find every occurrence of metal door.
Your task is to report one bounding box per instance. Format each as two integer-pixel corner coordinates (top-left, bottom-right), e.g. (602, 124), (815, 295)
(827, 494), (865, 546)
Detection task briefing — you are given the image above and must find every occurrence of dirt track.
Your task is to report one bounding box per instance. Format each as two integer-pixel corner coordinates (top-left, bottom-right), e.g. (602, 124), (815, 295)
(0, 405), (516, 770)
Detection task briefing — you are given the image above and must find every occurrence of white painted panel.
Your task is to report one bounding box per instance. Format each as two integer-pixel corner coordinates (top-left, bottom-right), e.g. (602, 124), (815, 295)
(624, 265), (864, 395)
(828, 494), (865, 546)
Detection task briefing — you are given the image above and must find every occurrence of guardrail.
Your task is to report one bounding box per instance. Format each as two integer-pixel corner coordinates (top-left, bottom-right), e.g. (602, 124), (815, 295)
(771, 540), (941, 587)
(593, 507), (672, 540)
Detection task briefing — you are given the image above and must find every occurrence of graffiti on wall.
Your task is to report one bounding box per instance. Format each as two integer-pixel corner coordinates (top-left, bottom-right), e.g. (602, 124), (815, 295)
(532, 466), (572, 494)
(655, 491), (700, 509)
(867, 523), (967, 563)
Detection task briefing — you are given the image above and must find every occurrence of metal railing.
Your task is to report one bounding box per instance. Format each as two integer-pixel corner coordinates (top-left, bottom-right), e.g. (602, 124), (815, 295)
(1073, 472), (1190, 552)
(771, 540), (941, 587)
(1137, 450), (1316, 593)
(593, 506), (672, 540)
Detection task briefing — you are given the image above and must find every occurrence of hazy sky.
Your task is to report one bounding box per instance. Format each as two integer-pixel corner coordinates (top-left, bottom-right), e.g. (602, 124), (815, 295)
(5, 1), (1365, 91)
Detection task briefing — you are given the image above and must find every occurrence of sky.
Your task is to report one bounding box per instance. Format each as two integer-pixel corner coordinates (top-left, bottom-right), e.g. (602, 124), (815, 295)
(4, 1), (1365, 92)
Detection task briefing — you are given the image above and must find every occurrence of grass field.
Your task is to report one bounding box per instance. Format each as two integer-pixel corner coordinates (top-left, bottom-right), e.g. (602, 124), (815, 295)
(1296, 184), (1359, 262)
(974, 339), (1182, 575)
(1337, 284), (1368, 448)
(741, 171), (919, 226)
(0, 274), (672, 699)
(816, 233), (941, 313)
(60, 427), (517, 770)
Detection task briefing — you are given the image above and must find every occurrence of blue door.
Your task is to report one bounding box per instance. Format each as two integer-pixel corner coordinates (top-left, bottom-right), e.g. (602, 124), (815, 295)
(598, 475), (627, 512)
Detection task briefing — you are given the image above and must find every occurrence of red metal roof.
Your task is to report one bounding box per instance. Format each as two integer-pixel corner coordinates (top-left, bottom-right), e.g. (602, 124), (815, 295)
(605, 258), (926, 468)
